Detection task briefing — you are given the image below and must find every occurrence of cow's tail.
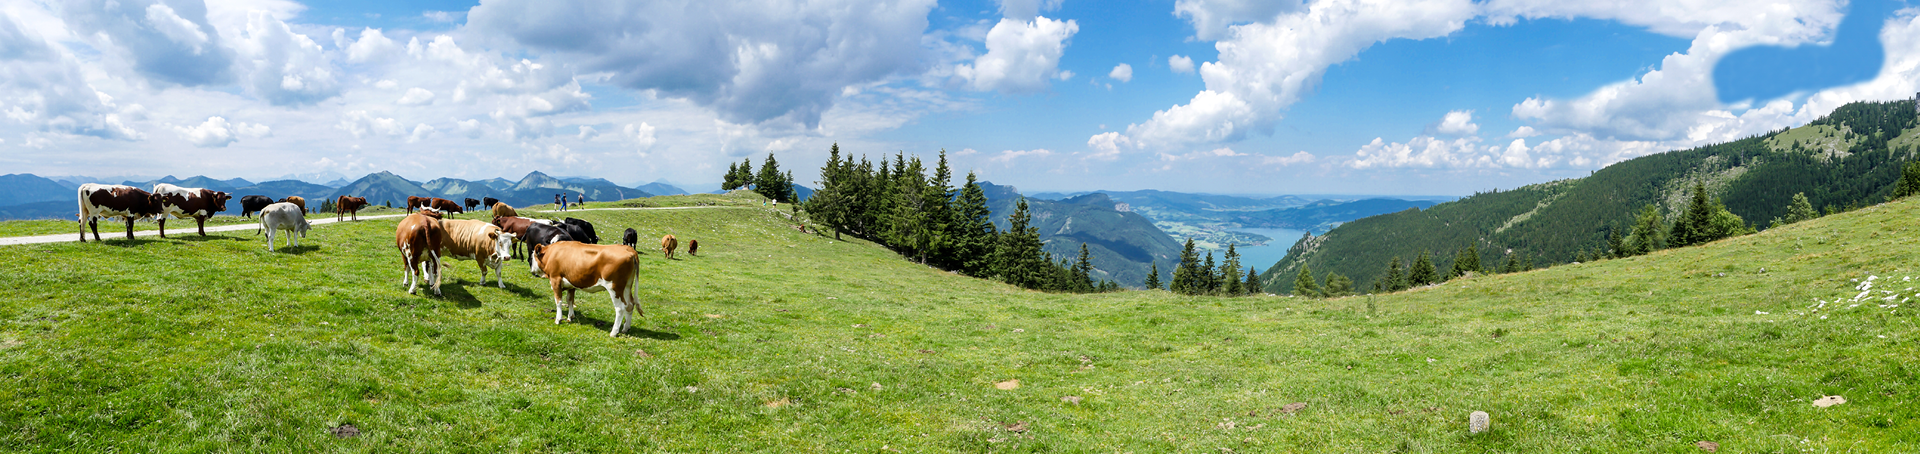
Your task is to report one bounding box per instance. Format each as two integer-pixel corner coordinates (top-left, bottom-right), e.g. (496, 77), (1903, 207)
(628, 252), (643, 316)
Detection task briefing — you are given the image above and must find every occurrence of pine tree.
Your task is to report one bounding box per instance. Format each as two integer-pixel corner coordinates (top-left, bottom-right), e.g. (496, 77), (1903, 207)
(1219, 244), (1243, 295)
(1502, 253), (1520, 273)
(1409, 251), (1436, 287)
(1144, 262), (1163, 290)
(922, 150), (957, 269)
(804, 144), (849, 239)
(755, 153), (792, 202)
(1243, 267), (1261, 295)
(1293, 266), (1321, 298)
(993, 198), (1050, 289)
(1170, 238), (1201, 295)
(1606, 228), (1624, 259)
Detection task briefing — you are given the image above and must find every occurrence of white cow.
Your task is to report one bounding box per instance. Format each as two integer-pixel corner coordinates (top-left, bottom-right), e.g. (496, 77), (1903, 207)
(258, 202), (311, 252)
(436, 219), (516, 288)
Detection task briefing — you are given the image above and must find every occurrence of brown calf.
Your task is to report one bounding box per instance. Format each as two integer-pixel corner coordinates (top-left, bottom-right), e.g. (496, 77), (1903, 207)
(687, 239), (699, 256)
(336, 196), (368, 221)
(660, 234), (678, 259)
(277, 196), (306, 212)
(491, 202), (517, 219)
(532, 241), (644, 337)
(394, 209), (444, 296)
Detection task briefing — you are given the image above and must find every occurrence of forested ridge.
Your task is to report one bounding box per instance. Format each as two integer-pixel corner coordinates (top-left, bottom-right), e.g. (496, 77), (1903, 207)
(1262, 98), (1920, 295)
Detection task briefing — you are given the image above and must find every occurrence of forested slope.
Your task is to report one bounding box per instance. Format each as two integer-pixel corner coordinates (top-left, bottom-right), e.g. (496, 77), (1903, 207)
(1263, 98), (1920, 294)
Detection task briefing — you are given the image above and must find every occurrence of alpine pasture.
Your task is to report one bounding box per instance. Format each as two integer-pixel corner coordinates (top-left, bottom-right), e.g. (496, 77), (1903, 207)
(1, 191), (1916, 452)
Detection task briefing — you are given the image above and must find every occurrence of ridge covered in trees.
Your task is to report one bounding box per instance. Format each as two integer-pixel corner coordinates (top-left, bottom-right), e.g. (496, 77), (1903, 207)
(1262, 98), (1920, 296)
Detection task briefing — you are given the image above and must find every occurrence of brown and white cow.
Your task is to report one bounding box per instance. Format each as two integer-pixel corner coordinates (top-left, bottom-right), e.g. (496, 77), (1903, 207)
(430, 197), (463, 214)
(435, 219), (515, 288)
(77, 183), (165, 242)
(532, 241), (644, 337)
(394, 209), (445, 296)
(335, 196), (368, 221)
(660, 234), (678, 259)
(153, 183), (233, 237)
(407, 196), (431, 212)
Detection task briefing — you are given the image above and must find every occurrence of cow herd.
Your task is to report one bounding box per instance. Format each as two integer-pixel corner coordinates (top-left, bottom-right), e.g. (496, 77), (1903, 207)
(73, 182), (698, 337)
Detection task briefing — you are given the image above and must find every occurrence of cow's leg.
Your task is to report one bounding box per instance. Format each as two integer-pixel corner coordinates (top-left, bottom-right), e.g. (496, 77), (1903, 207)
(196, 216), (207, 236)
(429, 252), (443, 297)
(552, 281), (568, 324)
(266, 228), (275, 252)
(157, 218), (166, 238)
(122, 217), (135, 240)
(79, 217), (88, 242)
(565, 289), (578, 322)
(608, 287), (628, 337)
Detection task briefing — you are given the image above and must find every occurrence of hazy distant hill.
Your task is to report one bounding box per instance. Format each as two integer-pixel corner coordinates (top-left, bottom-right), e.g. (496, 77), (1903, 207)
(226, 180), (336, 213)
(0, 174), (73, 207)
(636, 182), (687, 196)
(1228, 198), (1439, 233)
(120, 175), (254, 192)
(329, 171), (432, 209)
(979, 182), (1181, 287)
(0, 200), (71, 221)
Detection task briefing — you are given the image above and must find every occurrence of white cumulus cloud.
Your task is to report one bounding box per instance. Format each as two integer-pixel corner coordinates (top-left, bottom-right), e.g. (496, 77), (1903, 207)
(954, 16), (1080, 94)
(397, 88), (435, 106)
(175, 116), (267, 147)
(1109, 63), (1133, 82)
(1435, 110), (1478, 135)
(624, 122), (658, 151)
(1168, 55), (1195, 74)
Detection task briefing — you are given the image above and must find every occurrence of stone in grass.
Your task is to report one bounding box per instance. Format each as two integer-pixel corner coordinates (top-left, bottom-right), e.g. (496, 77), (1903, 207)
(1061, 395), (1082, 405)
(1469, 411), (1490, 434)
(995, 379), (1020, 390)
(330, 423), (361, 439)
(1695, 441), (1720, 452)
(1279, 402), (1308, 414)
(1812, 395), (1846, 407)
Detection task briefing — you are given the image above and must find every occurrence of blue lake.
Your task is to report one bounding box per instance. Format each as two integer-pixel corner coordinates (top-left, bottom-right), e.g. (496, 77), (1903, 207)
(1227, 227), (1307, 274)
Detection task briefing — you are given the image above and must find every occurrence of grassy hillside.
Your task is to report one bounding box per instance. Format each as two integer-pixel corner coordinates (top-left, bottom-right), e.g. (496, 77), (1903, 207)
(1265, 99), (1920, 294)
(2, 191), (1917, 451)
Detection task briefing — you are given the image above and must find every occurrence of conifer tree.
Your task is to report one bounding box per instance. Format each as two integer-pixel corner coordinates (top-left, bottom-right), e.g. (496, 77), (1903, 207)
(1627, 204), (1665, 255)
(1201, 252), (1217, 294)
(1451, 244), (1481, 277)
(1784, 192), (1818, 224)
(1072, 243), (1095, 293)
(1219, 244), (1243, 295)
(723, 162), (742, 190)
(993, 198), (1050, 289)
(1170, 239), (1201, 295)
(1144, 262), (1163, 290)
(1670, 182), (1713, 247)
(1293, 266), (1321, 298)
(755, 153), (793, 202)
(1894, 161), (1920, 199)
(1502, 253), (1520, 273)
(1409, 251), (1437, 287)
(953, 172), (997, 276)
(804, 144), (849, 239)
(1606, 228), (1624, 259)
(1383, 256), (1406, 291)
(1323, 272), (1353, 297)
(922, 151), (957, 269)
(1244, 268), (1261, 295)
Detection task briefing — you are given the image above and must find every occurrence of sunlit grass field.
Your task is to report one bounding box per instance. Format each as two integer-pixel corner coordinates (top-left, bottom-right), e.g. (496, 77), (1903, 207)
(1, 191), (1915, 452)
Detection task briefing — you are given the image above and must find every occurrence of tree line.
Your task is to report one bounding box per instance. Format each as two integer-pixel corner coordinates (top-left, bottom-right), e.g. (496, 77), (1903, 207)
(794, 144), (1120, 293)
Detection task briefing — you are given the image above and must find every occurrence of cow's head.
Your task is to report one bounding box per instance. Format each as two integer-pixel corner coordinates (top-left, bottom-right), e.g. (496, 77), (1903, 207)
(490, 231), (514, 263)
(529, 242), (549, 277)
(210, 191), (232, 212)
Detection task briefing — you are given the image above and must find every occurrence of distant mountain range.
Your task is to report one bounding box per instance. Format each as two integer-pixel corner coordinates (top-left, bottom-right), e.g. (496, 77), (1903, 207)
(979, 182), (1182, 288)
(0, 171), (693, 220)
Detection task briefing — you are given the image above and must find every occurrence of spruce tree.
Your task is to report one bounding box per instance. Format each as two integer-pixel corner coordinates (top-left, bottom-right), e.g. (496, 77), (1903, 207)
(953, 173), (996, 276)
(1894, 161), (1920, 199)
(804, 144), (849, 239)
(1219, 244), (1243, 295)
(1451, 244), (1481, 277)
(755, 153), (792, 202)
(1323, 272), (1352, 297)
(1243, 267), (1261, 295)
(1502, 253), (1520, 273)
(723, 162), (742, 190)
(1383, 256), (1406, 291)
(1606, 228), (1624, 259)
(1072, 243), (1096, 293)
(1784, 192), (1817, 224)
(993, 198), (1049, 289)
(1144, 263), (1163, 290)
(1670, 182), (1713, 247)
(1201, 252), (1218, 294)
(1409, 251), (1436, 287)
(1627, 204), (1665, 255)
(1293, 266), (1321, 298)
(923, 151), (957, 269)
(1170, 238), (1201, 295)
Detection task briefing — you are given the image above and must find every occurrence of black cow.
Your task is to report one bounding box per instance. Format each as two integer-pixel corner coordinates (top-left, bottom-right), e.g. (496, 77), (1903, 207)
(464, 198), (481, 211)
(482, 197), (499, 209)
(560, 217), (598, 244)
(239, 195), (274, 218)
(522, 222), (575, 269)
(621, 228), (638, 248)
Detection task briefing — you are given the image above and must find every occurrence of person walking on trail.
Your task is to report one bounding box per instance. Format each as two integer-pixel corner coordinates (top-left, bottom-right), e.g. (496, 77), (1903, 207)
(554, 194), (563, 211)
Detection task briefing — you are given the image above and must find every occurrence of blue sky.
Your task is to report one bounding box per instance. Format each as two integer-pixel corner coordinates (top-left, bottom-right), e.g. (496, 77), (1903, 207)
(2, 0), (1917, 195)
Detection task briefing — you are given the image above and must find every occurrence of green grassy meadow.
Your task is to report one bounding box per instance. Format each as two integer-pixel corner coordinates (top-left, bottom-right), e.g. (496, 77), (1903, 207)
(1, 191), (1916, 452)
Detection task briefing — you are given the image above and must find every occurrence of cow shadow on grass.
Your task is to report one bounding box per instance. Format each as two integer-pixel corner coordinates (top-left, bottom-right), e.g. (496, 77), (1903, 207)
(569, 314), (682, 340)
(169, 234), (247, 242)
(87, 238), (163, 247)
(267, 245), (322, 255)
(430, 281), (487, 309)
